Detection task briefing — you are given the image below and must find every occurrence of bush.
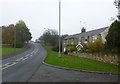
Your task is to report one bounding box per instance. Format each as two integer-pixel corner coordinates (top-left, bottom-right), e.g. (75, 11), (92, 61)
(81, 37), (104, 53)
(52, 44), (62, 52)
(66, 44), (77, 53)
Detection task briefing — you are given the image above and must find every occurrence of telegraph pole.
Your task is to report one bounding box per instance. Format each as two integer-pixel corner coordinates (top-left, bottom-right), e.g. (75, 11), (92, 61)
(59, 0), (61, 57)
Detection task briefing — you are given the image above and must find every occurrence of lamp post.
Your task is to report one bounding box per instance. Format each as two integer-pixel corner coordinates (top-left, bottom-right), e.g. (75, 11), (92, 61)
(59, 0), (61, 57)
(14, 27), (16, 52)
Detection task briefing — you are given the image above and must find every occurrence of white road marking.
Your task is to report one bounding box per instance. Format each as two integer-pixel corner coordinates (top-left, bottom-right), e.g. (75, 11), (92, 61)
(15, 58), (21, 62)
(20, 57), (24, 59)
(2, 53), (34, 70)
(25, 54), (29, 57)
(2, 62), (17, 70)
(31, 51), (34, 54)
(2, 63), (10, 67)
(22, 57), (28, 61)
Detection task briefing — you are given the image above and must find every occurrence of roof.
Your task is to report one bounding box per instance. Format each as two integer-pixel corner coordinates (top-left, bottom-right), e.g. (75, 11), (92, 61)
(64, 27), (108, 40)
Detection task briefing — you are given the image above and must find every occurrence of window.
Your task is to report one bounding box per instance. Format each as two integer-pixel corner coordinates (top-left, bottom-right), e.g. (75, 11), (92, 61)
(92, 35), (97, 42)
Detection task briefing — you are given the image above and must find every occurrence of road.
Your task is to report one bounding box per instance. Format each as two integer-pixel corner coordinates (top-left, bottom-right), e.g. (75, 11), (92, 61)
(2, 42), (46, 82)
(2, 42), (119, 82)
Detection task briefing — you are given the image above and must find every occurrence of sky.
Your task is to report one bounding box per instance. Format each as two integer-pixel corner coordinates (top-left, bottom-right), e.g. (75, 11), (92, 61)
(0, 0), (118, 41)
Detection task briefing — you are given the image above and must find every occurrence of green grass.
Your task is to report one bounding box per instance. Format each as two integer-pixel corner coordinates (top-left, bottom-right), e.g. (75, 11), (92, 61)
(1, 48), (24, 56)
(44, 47), (119, 74)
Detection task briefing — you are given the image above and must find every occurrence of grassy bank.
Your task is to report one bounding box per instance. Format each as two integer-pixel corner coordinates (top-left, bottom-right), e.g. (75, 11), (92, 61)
(44, 47), (119, 74)
(1, 48), (24, 56)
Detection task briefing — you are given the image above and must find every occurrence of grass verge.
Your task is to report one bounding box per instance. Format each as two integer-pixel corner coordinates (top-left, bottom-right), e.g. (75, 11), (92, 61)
(44, 47), (119, 74)
(1, 48), (24, 56)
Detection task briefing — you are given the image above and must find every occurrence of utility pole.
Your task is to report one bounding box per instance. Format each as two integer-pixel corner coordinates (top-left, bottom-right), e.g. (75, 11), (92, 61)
(14, 27), (16, 52)
(114, 0), (120, 21)
(59, 0), (61, 57)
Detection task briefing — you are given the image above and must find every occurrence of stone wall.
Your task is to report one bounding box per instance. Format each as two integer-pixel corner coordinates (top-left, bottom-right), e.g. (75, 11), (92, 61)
(68, 52), (119, 65)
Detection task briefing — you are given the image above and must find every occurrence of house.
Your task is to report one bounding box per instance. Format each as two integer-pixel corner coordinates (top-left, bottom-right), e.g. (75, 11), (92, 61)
(62, 27), (109, 51)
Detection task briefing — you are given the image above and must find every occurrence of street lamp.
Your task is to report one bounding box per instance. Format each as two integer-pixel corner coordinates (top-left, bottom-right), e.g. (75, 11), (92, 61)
(59, 0), (61, 57)
(14, 27), (16, 52)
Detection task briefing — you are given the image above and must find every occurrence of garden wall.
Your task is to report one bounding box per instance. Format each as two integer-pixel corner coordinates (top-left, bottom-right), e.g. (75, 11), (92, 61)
(68, 52), (119, 65)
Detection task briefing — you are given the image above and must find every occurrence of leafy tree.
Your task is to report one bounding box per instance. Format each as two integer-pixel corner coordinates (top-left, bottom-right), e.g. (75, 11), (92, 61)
(2, 20), (32, 48)
(2, 24), (14, 47)
(105, 20), (120, 53)
(15, 20), (32, 47)
(15, 20), (32, 42)
(39, 29), (62, 52)
(39, 29), (58, 47)
(106, 20), (120, 47)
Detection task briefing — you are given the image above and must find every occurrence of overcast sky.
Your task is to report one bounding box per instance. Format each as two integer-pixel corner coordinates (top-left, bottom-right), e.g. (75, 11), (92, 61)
(0, 0), (117, 41)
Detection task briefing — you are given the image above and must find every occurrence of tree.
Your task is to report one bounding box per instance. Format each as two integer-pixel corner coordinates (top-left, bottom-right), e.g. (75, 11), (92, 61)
(105, 20), (120, 53)
(2, 20), (32, 48)
(39, 29), (58, 46)
(2, 24), (14, 47)
(15, 20), (32, 47)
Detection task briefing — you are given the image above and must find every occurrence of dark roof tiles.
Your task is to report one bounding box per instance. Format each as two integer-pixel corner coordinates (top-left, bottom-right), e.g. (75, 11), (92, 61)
(64, 27), (108, 40)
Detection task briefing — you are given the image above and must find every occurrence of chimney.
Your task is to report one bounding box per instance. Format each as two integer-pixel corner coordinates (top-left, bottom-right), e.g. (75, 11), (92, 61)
(81, 27), (86, 33)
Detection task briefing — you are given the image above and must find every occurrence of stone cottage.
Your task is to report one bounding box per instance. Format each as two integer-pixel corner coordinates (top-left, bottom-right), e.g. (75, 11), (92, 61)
(62, 27), (109, 51)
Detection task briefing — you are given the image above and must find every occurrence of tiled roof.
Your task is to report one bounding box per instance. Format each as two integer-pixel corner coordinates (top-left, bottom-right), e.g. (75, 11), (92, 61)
(64, 27), (108, 40)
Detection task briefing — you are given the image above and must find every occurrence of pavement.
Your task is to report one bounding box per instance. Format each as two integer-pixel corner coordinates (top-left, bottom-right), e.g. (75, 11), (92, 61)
(2, 42), (119, 82)
(28, 63), (119, 82)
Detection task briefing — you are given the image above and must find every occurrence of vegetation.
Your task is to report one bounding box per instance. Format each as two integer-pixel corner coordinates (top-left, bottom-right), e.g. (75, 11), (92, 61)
(81, 37), (104, 53)
(66, 44), (77, 53)
(44, 47), (119, 74)
(105, 20), (120, 53)
(2, 20), (32, 48)
(39, 29), (58, 46)
(39, 29), (63, 52)
(1, 48), (23, 56)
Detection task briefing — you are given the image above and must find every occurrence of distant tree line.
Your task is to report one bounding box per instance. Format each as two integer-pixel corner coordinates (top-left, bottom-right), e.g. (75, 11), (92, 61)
(38, 29), (68, 52)
(2, 20), (32, 48)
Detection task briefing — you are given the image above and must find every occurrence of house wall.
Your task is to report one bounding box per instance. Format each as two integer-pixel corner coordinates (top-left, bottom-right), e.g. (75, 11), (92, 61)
(62, 27), (109, 52)
(100, 27), (109, 43)
(62, 38), (78, 52)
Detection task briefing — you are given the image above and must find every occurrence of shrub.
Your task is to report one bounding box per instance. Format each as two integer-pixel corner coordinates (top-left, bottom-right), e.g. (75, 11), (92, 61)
(66, 44), (77, 53)
(81, 37), (104, 53)
(52, 44), (62, 52)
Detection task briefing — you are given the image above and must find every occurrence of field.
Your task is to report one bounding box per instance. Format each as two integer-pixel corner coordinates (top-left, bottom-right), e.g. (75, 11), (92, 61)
(44, 47), (119, 74)
(1, 48), (23, 56)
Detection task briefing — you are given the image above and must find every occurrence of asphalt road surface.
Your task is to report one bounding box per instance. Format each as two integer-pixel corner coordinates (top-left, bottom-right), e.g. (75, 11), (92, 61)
(2, 42), (46, 82)
(2, 42), (119, 82)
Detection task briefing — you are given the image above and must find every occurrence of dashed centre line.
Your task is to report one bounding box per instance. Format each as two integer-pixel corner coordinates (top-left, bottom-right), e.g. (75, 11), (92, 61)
(2, 63), (10, 67)
(2, 62), (17, 70)
(2, 49), (38, 70)
(22, 57), (28, 61)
